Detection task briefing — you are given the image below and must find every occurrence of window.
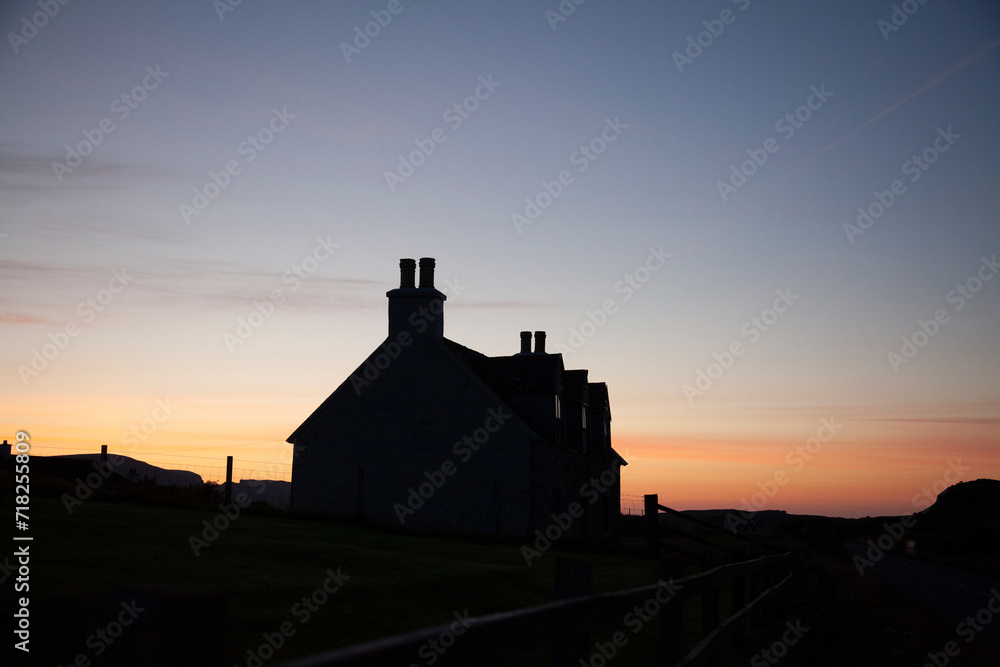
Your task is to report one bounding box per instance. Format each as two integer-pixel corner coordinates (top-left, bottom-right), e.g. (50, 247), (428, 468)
(581, 407), (587, 429)
(555, 395), (565, 446)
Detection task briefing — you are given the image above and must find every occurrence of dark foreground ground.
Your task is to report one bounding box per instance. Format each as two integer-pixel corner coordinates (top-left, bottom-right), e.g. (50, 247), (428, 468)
(5, 496), (1000, 667)
(844, 543), (1000, 661)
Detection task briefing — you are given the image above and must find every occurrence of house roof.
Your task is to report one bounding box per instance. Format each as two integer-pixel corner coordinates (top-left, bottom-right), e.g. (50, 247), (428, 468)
(445, 341), (624, 464)
(448, 340), (565, 395)
(287, 336), (545, 445)
(287, 256), (626, 466)
(588, 382), (611, 419)
(288, 330), (625, 464)
(563, 369), (589, 404)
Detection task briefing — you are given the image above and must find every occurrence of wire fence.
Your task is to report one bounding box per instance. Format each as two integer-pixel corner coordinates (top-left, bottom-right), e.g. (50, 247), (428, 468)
(24, 443), (294, 509)
(23, 442), (642, 516)
(621, 493), (646, 516)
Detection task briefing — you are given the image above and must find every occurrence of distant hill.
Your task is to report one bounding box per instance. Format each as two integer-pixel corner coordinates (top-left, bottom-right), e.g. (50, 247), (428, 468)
(927, 478), (1000, 520)
(231, 478), (291, 509)
(910, 478), (1000, 561)
(767, 478), (1000, 574)
(51, 453), (203, 487)
(7, 452), (294, 509)
(673, 508), (790, 532)
(669, 479), (1000, 528)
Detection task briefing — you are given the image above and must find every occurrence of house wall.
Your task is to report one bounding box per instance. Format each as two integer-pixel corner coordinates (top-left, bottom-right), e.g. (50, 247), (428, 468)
(291, 337), (532, 537)
(502, 391), (555, 442)
(529, 443), (622, 544)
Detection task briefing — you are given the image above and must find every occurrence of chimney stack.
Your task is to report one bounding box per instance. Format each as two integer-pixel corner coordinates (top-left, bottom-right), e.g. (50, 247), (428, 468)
(534, 331), (546, 354)
(399, 258), (416, 288)
(418, 257), (435, 288)
(386, 257), (445, 339)
(519, 331), (531, 354)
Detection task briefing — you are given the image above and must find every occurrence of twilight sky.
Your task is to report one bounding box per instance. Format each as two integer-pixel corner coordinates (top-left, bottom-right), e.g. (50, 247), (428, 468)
(2, 0), (998, 517)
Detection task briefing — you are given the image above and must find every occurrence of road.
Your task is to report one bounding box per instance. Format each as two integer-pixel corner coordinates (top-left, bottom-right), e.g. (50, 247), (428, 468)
(844, 543), (1000, 660)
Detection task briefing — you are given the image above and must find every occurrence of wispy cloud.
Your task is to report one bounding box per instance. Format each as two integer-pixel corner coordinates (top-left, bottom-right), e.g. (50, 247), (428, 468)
(1, 255), (564, 317)
(0, 311), (61, 325)
(0, 145), (180, 193)
(0, 257), (381, 313)
(449, 300), (559, 309)
(869, 417), (1000, 426)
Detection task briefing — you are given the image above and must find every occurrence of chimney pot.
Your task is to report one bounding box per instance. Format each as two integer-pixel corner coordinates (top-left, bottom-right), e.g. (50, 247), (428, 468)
(418, 257), (435, 288)
(399, 258), (416, 288)
(534, 331), (546, 354)
(519, 331), (532, 354)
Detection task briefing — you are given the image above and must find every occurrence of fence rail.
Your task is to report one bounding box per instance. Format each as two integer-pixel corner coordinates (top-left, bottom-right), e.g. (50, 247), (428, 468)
(278, 493), (800, 667)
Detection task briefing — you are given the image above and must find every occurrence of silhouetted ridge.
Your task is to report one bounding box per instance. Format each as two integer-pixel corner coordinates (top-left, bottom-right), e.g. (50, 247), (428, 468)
(929, 478), (1000, 518)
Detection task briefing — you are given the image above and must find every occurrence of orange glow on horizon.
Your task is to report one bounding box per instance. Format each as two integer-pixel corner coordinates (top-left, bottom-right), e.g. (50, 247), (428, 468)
(5, 393), (997, 517)
(615, 424), (997, 518)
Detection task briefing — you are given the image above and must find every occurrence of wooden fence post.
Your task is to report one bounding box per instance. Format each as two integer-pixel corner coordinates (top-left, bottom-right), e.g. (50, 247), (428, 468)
(748, 547), (762, 604)
(702, 550), (721, 667)
(552, 557), (592, 667)
(731, 549), (746, 645)
(644, 494), (659, 557)
(659, 557), (683, 666)
(225, 456), (233, 503)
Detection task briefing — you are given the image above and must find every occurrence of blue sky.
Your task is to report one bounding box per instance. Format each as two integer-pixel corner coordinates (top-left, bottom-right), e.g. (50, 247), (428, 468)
(2, 0), (998, 515)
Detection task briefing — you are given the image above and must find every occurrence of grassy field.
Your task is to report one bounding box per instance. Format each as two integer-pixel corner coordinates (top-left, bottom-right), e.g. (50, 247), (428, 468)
(29, 497), (671, 666)
(22, 494), (997, 666)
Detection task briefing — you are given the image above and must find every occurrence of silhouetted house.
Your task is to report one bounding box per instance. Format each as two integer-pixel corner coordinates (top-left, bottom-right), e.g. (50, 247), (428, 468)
(289, 258), (626, 541)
